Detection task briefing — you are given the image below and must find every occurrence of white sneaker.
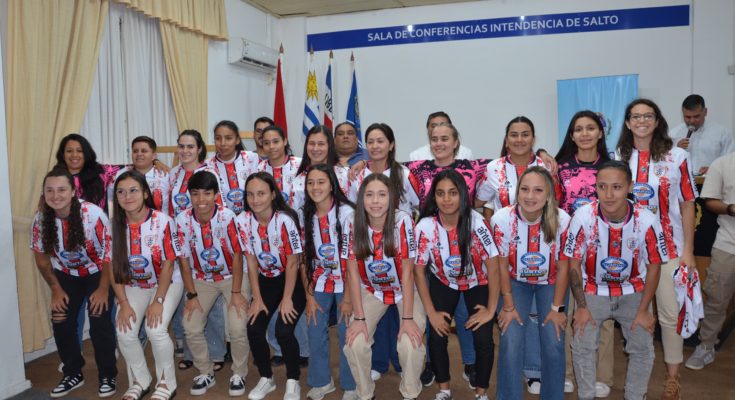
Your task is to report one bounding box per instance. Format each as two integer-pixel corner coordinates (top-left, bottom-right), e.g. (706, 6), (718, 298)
(526, 378), (541, 395)
(248, 377), (276, 400)
(341, 390), (359, 400)
(595, 382), (611, 398)
(564, 379), (575, 393)
(306, 378), (335, 399)
(685, 344), (715, 370)
(370, 370), (381, 381)
(283, 379), (300, 400)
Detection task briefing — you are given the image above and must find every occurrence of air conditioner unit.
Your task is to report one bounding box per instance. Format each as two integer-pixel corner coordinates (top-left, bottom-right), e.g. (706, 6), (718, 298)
(228, 38), (279, 73)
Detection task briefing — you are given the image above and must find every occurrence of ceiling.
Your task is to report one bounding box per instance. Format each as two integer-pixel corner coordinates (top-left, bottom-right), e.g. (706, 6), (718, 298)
(244, 0), (479, 17)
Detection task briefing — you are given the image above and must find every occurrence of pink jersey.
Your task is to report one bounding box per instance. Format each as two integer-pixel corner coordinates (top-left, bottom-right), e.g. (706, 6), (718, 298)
(237, 210), (303, 278)
(405, 158), (490, 209)
(341, 210), (417, 305)
(207, 151), (260, 214)
(624, 147), (697, 258)
(415, 210), (498, 290)
(30, 201), (111, 277)
(288, 166), (350, 212)
(563, 201), (668, 296)
(348, 164), (420, 214)
(73, 164), (121, 211)
(298, 204), (354, 293)
(555, 156), (603, 214)
(124, 209), (181, 288)
(168, 164), (223, 217)
(257, 156), (302, 203)
(176, 205), (242, 282)
(110, 166), (170, 215)
(476, 155), (547, 211)
(491, 205), (571, 285)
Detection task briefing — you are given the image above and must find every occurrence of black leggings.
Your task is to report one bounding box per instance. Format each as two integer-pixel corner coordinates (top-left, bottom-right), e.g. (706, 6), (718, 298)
(247, 273), (306, 380)
(428, 274), (494, 389)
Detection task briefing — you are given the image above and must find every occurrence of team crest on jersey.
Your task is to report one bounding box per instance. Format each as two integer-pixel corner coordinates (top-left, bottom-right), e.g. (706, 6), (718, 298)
(653, 165), (668, 177)
(59, 250), (85, 268)
(144, 235), (156, 247)
(258, 252), (278, 266)
(626, 238), (638, 250)
(445, 256), (463, 277)
(521, 252), (546, 267)
(201, 248), (221, 261)
(174, 193), (190, 207)
(601, 256), (628, 273)
(318, 244), (336, 259)
(227, 188), (245, 202)
(368, 260), (392, 274)
(632, 183), (655, 201)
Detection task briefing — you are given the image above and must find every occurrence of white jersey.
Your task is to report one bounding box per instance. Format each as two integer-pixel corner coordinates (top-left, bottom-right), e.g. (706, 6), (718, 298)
(298, 204), (354, 293)
(176, 205), (242, 282)
(257, 156), (302, 203)
(563, 201), (668, 296)
(288, 165), (350, 212)
(415, 210), (498, 290)
(237, 210), (303, 278)
(341, 210), (417, 305)
(30, 201), (111, 277)
(206, 151), (260, 215)
(672, 264), (703, 339)
(168, 163), (223, 217)
(348, 164), (420, 214)
(109, 166), (170, 215)
(491, 205), (571, 285)
(123, 209), (182, 287)
(477, 155), (547, 211)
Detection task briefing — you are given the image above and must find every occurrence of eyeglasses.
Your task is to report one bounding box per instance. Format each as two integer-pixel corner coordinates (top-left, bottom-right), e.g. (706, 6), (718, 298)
(629, 113), (656, 122)
(116, 187), (142, 197)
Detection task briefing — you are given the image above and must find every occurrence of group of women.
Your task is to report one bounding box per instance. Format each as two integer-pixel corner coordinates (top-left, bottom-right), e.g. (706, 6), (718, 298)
(31, 97), (696, 400)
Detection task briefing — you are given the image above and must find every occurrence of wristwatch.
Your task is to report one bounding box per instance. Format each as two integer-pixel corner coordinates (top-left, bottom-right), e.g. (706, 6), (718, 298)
(186, 291), (198, 300)
(551, 304), (566, 313)
(155, 296), (164, 304)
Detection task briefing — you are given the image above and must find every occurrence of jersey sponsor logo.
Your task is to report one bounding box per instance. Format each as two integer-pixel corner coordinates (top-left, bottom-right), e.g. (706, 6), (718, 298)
(226, 188), (245, 202)
(657, 231), (668, 257)
(128, 255), (149, 269)
(289, 228), (300, 249)
(370, 275), (396, 285)
(174, 193), (190, 207)
(445, 255), (463, 277)
(601, 256), (628, 273)
(520, 268), (547, 278)
(477, 226), (494, 247)
(632, 183), (655, 201)
(564, 232), (575, 254)
(368, 260), (392, 274)
(258, 252), (278, 266)
(59, 250), (86, 268)
(602, 273), (628, 283)
(572, 197), (592, 211)
(520, 252), (546, 267)
(318, 243), (337, 259)
(201, 248), (221, 262)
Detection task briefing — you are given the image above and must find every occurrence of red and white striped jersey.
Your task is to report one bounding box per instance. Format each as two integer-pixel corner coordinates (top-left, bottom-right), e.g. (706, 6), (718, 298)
(341, 210), (417, 305)
(123, 209), (181, 288)
(622, 147), (697, 258)
(415, 210), (498, 290)
(175, 205), (242, 282)
(491, 205), (571, 285)
(288, 165), (350, 212)
(347, 164), (420, 214)
(30, 201), (111, 277)
(206, 151), (260, 215)
(237, 210), (303, 278)
(476, 155), (547, 211)
(298, 204), (354, 293)
(257, 156), (302, 203)
(168, 164), (223, 217)
(563, 201), (669, 296)
(109, 166), (170, 215)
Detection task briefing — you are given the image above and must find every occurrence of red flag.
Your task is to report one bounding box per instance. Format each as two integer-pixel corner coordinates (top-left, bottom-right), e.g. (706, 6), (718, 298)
(273, 44), (288, 137)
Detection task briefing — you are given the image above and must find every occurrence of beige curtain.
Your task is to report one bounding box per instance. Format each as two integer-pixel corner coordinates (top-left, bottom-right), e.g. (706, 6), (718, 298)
(5, 0), (109, 351)
(114, 0), (228, 40)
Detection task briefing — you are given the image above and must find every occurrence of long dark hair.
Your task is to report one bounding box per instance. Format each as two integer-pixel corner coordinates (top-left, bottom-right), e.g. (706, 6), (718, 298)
(353, 173), (398, 259)
(214, 120), (245, 153)
(419, 170), (472, 276)
(297, 125), (339, 175)
(365, 123), (406, 205)
(616, 98), (672, 162)
(243, 172), (300, 231)
(515, 166), (559, 244)
(55, 133), (105, 205)
(262, 125), (293, 158)
(555, 110), (611, 163)
(303, 164), (355, 289)
(500, 116), (535, 157)
(178, 129), (208, 163)
(111, 170), (155, 284)
(40, 168), (85, 254)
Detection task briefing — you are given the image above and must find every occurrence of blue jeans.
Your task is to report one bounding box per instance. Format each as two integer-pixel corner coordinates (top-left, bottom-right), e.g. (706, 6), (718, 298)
(268, 310), (310, 357)
(497, 281), (566, 400)
(307, 291), (355, 390)
(172, 293), (226, 361)
(371, 305), (401, 373)
(425, 294), (476, 365)
(523, 299), (541, 379)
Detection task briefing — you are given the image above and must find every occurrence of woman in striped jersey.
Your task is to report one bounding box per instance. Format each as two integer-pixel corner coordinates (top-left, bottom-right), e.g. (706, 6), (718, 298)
(414, 170), (500, 400)
(299, 164), (357, 400)
(208, 120), (260, 215)
(257, 125), (302, 202)
(492, 167), (571, 400)
(110, 171), (182, 400)
(342, 173), (424, 400)
(616, 99), (697, 399)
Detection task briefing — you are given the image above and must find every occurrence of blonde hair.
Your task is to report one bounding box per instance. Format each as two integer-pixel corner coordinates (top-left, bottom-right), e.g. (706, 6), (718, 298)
(515, 166), (559, 244)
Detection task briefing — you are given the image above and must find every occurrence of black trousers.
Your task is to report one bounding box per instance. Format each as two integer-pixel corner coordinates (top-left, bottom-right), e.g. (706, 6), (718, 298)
(694, 189), (719, 257)
(53, 270), (117, 380)
(428, 274), (494, 389)
(247, 273), (306, 380)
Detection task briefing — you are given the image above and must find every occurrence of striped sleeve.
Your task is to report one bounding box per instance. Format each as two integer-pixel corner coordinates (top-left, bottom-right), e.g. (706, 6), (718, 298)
(476, 215), (499, 259)
(677, 151), (698, 202)
(564, 212), (587, 260)
(282, 214), (303, 254)
(175, 214), (191, 258)
(490, 211), (509, 257)
(341, 219), (355, 261)
(162, 216), (181, 260)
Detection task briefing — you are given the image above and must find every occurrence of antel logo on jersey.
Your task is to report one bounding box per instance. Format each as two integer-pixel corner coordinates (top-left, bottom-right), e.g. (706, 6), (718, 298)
(631, 183), (655, 200)
(227, 189), (245, 202)
(174, 193), (190, 207)
(200, 248), (221, 261)
(258, 252), (278, 266)
(128, 255), (149, 270)
(368, 260), (392, 274)
(520, 252), (546, 267)
(601, 256), (628, 273)
(318, 244), (336, 259)
(477, 226), (494, 247)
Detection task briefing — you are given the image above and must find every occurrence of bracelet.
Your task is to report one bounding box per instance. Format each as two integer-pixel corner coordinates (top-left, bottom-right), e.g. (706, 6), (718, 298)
(342, 300), (352, 304)
(502, 306), (515, 312)
(501, 291), (513, 297)
(353, 317), (366, 321)
(402, 317), (414, 320)
(231, 291), (241, 294)
(119, 298), (129, 304)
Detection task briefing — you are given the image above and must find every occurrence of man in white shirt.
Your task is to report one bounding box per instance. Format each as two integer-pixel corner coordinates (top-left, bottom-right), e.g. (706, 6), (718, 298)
(409, 111), (473, 161)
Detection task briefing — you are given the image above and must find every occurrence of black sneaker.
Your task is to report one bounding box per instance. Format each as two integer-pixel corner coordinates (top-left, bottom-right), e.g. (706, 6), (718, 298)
(50, 373), (84, 398)
(270, 355), (284, 366)
(98, 377), (116, 398)
(420, 362), (435, 387)
(463, 364), (477, 389)
(190, 373), (216, 396)
(299, 356), (309, 368)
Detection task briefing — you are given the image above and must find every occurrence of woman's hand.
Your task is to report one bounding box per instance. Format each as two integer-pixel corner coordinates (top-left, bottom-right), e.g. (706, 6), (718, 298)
(50, 287), (69, 314)
(497, 307), (523, 334)
(348, 160), (366, 180)
(304, 295), (324, 326)
(631, 309), (656, 334)
(230, 292), (250, 320)
(116, 301), (137, 333)
(338, 299), (353, 323)
(572, 307), (595, 338)
(248, 297), (267, 325)
(184, 298), (204, 321)
(279, 297), (298, 324)
(153, 159), (171, 173)
(465, 304), (495, 331)
(346, 319), (368, 346)
(145, 302), (163, 329)
(398, 319), (423, 348)
(428, 310), (451, 337)
(88, 287), (109, 316)
(543, 310), (567, 341)
(680, 253), (696, 270)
